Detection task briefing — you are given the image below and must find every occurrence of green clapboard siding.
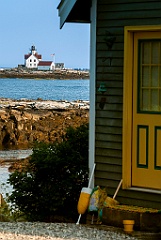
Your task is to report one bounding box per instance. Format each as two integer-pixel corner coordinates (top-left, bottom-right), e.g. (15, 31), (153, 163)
(95, 0), (161, 208)
(96, 125), (122, 134)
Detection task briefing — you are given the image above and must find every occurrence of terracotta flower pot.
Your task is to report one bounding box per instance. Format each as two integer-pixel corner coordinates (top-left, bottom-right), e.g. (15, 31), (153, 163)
(123, 220), (135, 233)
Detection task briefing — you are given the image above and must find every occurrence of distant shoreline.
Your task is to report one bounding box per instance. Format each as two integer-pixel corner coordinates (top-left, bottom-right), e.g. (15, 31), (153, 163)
(0, 68), (89, 80)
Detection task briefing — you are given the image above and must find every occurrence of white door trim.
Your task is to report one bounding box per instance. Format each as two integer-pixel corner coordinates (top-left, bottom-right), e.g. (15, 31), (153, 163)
(89, 0), (97, 188)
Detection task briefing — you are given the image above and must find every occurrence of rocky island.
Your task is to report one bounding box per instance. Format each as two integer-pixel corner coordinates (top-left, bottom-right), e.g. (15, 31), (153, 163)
(0, 98), (89, 150)
(0, 68), (89, 79)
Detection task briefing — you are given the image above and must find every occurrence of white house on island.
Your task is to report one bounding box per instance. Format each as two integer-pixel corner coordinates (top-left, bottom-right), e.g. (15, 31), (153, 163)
(24, 45), (42, 69)
(38, 61), (54, 71)
(24, 45), (55, 70)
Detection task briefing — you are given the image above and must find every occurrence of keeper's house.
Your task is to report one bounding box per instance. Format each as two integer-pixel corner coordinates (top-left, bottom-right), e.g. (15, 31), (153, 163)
(38, 61), (55, 71)
(58, 0), (161, 209)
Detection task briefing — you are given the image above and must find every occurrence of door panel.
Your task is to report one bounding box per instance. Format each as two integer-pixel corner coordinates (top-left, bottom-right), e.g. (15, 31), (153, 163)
(132, 32), (161, 190)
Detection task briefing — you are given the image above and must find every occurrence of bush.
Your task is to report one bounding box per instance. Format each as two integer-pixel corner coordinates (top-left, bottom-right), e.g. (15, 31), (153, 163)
(8, 123), (89, 222)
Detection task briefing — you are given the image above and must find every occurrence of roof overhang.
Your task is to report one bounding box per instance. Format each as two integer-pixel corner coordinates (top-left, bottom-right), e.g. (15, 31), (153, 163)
(57, 0), (91, 28)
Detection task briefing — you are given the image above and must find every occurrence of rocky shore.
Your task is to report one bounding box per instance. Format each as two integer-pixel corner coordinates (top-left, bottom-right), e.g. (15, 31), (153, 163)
(0, 68), (89, 79)
(0, 98), (89, 149)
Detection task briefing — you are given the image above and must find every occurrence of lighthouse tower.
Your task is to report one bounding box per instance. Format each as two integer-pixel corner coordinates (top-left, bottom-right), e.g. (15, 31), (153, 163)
(30, 45), (37, 55)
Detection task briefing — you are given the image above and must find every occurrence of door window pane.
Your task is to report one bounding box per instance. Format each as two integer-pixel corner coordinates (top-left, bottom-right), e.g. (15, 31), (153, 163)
(142, 89), (149, 110)
(151, 66), (158, 87)
(139, 40), (161, 112)
(142, 42), (150, 64)
(151, 89), (158, 111)
(142, 66), (150, 87)
(152, 42), (160, 64)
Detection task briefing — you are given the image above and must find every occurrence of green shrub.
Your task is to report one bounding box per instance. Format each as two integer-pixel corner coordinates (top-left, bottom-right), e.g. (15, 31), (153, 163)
(8, 123), (89, 222)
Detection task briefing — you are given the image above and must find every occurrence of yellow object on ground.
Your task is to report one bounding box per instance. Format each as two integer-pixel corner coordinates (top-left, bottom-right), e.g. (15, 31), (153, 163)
(104, 179), (122, 207)
(77, 187), (92, 215)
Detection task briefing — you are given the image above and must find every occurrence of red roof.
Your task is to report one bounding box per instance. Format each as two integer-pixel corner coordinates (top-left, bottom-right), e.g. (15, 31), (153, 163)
(24, 54), (31, 59)
(38, 61), (52, 66)
(35, 53), (42, 59)
(24, 54), (42, 60)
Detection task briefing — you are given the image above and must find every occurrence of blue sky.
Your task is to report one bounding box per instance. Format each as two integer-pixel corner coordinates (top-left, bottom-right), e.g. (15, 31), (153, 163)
(0, 0), (90, 69)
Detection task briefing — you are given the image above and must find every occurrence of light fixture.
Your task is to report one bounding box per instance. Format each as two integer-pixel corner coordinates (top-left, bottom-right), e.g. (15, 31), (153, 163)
(98, 83), (107, 94)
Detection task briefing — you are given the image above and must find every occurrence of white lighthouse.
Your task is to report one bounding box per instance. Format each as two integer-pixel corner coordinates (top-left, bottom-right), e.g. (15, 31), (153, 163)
(24, 45), (42, 69)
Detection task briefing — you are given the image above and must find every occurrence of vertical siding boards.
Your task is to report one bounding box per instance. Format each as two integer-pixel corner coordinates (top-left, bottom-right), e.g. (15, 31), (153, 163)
(95, 0), (161, 207)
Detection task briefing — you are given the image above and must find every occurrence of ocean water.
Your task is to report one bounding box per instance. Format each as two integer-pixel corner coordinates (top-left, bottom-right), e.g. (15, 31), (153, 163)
(0, 78), (89, 101)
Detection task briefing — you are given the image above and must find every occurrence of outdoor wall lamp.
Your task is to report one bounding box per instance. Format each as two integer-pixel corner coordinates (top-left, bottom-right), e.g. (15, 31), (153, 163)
(98, 83), (107, 94)
(98, 83), (107, 109)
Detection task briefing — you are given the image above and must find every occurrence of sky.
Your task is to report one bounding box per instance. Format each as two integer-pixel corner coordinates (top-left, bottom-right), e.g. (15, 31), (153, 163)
(0, 0), (90, 69)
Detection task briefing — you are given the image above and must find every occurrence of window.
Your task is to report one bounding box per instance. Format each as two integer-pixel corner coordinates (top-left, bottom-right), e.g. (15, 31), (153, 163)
(138, 40), (161, 112)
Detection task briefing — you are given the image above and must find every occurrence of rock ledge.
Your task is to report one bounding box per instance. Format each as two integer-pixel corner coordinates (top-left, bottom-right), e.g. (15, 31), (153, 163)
(0, 98), (89, 149)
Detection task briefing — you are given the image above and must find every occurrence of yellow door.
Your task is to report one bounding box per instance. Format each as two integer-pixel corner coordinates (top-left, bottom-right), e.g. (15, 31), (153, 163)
(132, 31), (161, 190)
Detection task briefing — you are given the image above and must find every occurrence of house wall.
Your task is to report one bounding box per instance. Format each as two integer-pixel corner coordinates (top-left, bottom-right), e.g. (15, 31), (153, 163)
(38, 63), (55, 71)
(38, 66), (51, 71)
(95, 0), (161, 208)
(55, 63), (65, 69)
(25, 55), (39, 68)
